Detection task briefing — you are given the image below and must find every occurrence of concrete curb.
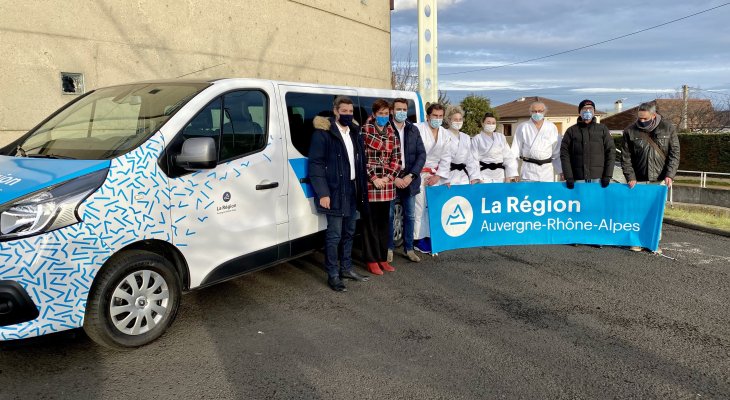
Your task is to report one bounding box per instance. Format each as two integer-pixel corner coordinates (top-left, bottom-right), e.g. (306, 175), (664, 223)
(663, 217), (730, 238)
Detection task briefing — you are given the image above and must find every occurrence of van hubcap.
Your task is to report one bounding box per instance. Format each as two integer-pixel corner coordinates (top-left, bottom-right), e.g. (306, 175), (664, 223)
(110, 270), (169, 336)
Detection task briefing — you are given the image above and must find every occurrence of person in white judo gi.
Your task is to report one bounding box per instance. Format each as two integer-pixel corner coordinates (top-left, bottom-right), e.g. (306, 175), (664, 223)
(413, 103), (452, 254)
(443, 106), (480, 186)
(471, 112), (518, 183)
(510, 101), (563, 182)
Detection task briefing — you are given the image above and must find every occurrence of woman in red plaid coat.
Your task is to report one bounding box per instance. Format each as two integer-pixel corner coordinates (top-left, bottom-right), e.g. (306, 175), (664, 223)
(362, 99), (402, 275)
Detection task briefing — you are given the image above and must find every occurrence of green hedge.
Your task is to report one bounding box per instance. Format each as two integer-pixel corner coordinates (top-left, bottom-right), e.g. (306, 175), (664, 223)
(612, 133), (730, 173)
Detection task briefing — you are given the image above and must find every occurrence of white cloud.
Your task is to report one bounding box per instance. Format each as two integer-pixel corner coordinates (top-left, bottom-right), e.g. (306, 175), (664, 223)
(393, 0), (464, 11)
(571, 88), (677, 94)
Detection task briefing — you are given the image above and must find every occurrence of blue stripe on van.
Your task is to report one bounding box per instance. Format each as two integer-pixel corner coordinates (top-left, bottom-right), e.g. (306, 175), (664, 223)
(415, 92), (425, 121)
(0, 156), (110, 206)
(288, 158), (315, 198)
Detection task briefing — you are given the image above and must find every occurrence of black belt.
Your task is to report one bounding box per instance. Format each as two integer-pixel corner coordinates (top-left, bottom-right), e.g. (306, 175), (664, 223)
(480, 161), (504, 170)
(450, 163), (470, 180)
(520, 156), (552, 166)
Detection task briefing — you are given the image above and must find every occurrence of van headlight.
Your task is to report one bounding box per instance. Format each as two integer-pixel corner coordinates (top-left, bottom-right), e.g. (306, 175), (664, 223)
(0, 169), (108, 240)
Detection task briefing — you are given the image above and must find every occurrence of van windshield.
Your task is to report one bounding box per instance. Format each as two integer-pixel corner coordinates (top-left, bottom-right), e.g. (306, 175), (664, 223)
(7, 82), (209, 160)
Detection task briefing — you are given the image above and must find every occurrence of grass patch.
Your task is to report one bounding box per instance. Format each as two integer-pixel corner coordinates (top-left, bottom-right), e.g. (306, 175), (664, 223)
(664, 207), (730, 231)
(674, 179), (730, 187)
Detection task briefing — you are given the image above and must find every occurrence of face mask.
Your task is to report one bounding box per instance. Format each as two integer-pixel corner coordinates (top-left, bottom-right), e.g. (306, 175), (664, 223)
(338, 114), (353, 126)
(483, 124), (497, 133)
(375, 115), (390, 127)
(451, 121), (463, 130)
(394, 110), (408, 123)
(581, 111), (594, 121)
(637, 118), (653, 128)
(429, 118), (443, 129)
(531, 113), (544, 122)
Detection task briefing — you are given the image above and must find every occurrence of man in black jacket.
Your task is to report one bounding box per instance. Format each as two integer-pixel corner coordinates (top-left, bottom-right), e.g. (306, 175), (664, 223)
(560, 99), (615, 189)
(387, 98), (427, 263)
(621, 101), (680, 253)
(308, 96), (369, 291)
(621, 101), (680, 188)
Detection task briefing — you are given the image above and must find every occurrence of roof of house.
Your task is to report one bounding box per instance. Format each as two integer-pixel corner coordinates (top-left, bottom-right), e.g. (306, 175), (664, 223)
(493, 96), (606, 119)
(602, 98), (714, 130)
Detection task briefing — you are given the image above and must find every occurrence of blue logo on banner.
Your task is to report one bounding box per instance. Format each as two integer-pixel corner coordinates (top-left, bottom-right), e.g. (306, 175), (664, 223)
(426, 182), (667, 253)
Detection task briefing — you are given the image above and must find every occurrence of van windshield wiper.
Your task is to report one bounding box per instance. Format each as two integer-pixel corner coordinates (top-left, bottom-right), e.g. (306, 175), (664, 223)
(25, 153), (77, 160)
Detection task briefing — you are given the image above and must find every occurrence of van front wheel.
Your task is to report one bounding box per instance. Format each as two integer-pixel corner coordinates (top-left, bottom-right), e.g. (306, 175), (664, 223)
(84, 250), (181, 349)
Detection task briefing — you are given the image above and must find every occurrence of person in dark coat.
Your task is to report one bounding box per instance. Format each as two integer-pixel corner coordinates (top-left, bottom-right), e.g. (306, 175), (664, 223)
(560, 99), (615, 189)
(308, 96), (369, 292)
(387, 98), (427, 263)
(621, 101), (680, 187)
(620, 101), (680, 253)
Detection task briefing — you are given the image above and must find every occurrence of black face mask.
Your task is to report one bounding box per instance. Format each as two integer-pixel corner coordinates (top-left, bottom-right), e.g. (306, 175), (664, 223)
(637, 118), (653, 129)
(338, 114), (354, 126)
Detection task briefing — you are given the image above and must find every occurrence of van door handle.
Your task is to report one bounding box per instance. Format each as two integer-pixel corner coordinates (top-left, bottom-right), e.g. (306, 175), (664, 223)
(256, 181), (279, 190)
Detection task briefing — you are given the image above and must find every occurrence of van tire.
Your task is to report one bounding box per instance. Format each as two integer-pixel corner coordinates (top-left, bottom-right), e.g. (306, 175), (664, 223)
(83, 250), (181, 349)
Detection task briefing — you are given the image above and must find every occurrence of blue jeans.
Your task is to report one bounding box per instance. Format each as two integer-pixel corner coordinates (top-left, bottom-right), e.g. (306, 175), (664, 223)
(388, 193), (416, 251)
(325, 213), (357, 279)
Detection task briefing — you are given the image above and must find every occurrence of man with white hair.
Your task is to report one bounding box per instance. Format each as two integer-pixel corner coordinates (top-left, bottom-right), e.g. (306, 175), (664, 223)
(510, 101), (563, 182)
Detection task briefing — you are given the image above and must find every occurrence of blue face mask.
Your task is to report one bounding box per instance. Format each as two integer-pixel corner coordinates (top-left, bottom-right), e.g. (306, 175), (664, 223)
(338, 114), (353, 126)
(637, 119), (654, 129)
(429, 118), (443, 129)
(375, 115), (390, 127)
(394, 110), (408, 123)
(531, 113), (544, 122)
(581, 111), (594, 121)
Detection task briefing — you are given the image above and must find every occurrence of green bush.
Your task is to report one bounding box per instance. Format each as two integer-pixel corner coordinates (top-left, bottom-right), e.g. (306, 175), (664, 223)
(612, 133), (730, 172)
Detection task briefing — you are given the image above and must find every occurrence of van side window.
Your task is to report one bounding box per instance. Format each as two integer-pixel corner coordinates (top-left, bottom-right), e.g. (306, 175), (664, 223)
(357, 97), (418, 123)
(284, 92), (337, 157)
(182, 99), (222, 149)
(220, 90), (268, 161)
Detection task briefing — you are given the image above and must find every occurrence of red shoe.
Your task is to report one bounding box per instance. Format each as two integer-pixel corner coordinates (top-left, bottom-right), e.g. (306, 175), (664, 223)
(379, 262), (395, 272)
(367, 262), (383, 275)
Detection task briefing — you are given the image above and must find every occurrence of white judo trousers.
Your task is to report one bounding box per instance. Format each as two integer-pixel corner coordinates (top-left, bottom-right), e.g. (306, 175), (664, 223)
(413, 122), (451, 240)
(471, 130), (518, 183)
(510, 120), (563, 182)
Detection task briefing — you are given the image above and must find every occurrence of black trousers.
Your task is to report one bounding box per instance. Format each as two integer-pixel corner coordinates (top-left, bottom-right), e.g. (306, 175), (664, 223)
(362, 201), (390, 263)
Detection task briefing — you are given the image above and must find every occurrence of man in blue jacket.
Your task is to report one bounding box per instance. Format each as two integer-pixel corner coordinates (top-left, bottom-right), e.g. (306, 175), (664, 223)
(387, 98), (427, 263)
(308, 96), (369, 292)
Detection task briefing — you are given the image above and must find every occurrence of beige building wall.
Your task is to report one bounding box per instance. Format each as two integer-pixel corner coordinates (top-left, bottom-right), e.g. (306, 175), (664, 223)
(0, 0), (392, 147)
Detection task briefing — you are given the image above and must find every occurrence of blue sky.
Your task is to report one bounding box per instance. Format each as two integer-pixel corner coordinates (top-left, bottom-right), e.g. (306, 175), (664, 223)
(391, 0), (730, 112)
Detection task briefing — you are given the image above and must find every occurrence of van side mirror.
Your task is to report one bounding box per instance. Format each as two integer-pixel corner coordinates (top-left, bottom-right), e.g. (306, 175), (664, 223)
(174, 137), (217, 170)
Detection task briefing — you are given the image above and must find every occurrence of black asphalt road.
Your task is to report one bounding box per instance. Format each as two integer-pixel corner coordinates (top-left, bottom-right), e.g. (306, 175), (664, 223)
(1, 224), (728, 399)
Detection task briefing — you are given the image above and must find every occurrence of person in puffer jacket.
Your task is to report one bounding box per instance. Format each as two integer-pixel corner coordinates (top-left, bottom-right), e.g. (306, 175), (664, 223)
(560, 99), (615, 189)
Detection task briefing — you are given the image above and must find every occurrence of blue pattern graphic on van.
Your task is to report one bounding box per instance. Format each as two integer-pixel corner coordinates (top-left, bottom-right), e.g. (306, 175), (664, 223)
(0, 133), (171, 340)
(288, 158), (314, 198)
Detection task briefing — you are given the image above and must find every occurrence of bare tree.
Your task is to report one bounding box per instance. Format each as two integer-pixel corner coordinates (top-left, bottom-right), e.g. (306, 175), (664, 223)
(391, 43), (418, 91)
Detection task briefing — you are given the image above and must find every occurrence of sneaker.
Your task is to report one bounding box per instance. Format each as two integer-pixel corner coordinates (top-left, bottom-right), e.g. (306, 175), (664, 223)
(387, 249), (393, 263)
(630, 246), (642, 252)
(405, 250), (421, 263)
(653, 247), (663, 255)
(414, 239), (431, 254)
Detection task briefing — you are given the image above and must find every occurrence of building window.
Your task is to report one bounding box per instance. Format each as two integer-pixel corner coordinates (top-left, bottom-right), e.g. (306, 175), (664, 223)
(61, 72), (84, 95)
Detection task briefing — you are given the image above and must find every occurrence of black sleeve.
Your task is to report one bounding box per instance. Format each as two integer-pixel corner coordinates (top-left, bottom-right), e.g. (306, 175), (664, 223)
(308, 130), (330, 198)
(621, 129), (636, 182)
(602, 125), (615, 180)
(409, 127), (427, 177)
(666, 124), (681, 179)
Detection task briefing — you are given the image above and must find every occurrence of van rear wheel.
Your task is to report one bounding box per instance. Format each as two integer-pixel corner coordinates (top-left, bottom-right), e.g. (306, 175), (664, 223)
(84, 250), (181, 349)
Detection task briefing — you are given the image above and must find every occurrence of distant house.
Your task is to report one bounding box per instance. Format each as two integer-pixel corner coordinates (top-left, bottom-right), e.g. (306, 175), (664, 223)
(493, 96), (605, 136)
(602, 98), (716, 134)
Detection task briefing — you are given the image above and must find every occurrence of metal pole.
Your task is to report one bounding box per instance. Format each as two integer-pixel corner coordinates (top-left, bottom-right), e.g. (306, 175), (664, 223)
(681, 84), (689, 132)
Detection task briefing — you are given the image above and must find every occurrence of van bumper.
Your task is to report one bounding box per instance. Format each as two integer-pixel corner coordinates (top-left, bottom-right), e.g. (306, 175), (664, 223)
(0, 280), (40, 327)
